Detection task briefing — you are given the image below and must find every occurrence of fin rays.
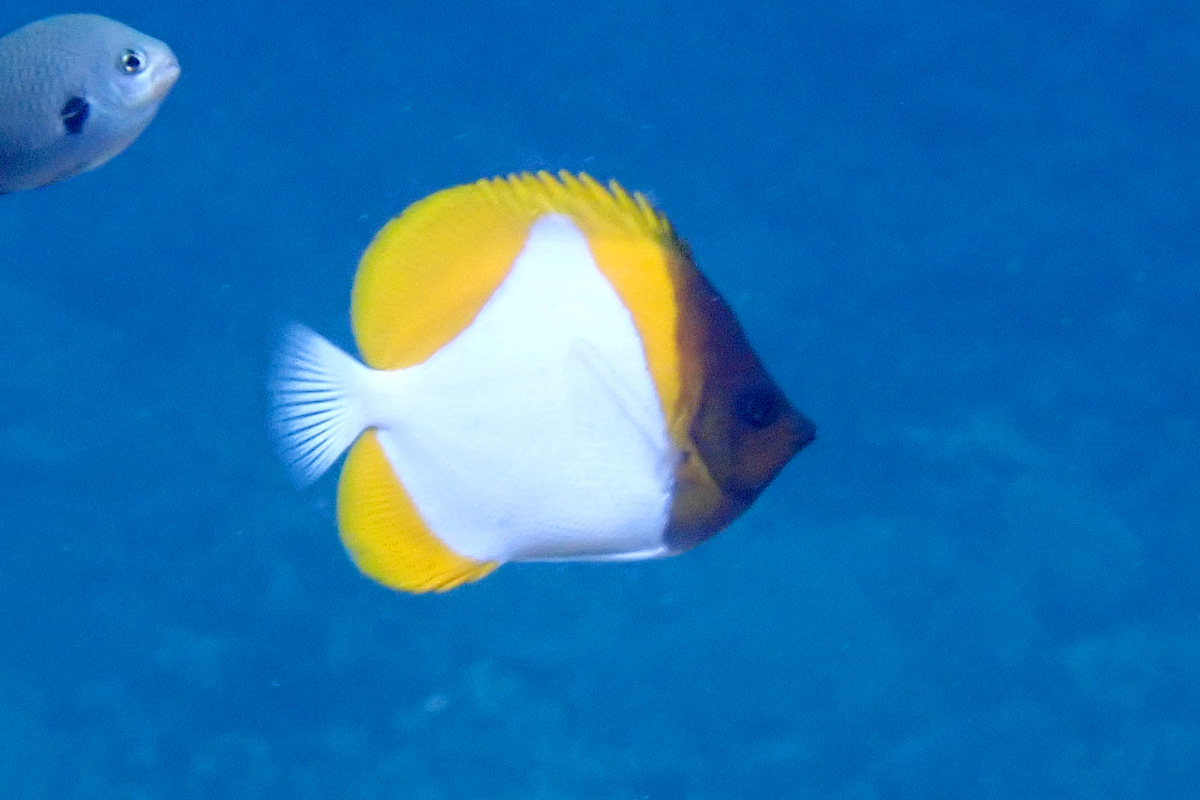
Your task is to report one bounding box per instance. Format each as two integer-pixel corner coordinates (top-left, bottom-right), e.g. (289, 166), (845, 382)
(268, 324), (371, 487)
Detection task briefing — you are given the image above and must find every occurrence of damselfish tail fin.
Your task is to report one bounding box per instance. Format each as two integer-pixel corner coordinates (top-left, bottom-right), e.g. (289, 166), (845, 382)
(268, 324), (372, 487)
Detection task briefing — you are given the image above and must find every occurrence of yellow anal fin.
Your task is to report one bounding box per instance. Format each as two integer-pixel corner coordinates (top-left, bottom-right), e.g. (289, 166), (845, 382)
(337, 430), (498, 593)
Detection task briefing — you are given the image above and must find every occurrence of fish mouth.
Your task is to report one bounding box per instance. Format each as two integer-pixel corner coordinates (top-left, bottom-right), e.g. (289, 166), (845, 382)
(792, 412), (817, 452)
(149, 52), (182, 99)
(128, 49), (181, 107)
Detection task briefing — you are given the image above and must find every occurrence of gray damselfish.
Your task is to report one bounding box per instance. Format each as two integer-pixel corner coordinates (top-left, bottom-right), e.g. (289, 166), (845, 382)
(0, 14), (179, 193)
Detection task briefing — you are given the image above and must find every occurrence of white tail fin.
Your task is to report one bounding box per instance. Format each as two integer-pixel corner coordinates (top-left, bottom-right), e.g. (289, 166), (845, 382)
(268, 324), (372, 487)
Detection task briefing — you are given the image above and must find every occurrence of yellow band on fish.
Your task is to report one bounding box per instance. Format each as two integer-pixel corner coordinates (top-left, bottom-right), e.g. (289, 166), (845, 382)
(338, 430), (498, 592)
(352, 171), (685, 427)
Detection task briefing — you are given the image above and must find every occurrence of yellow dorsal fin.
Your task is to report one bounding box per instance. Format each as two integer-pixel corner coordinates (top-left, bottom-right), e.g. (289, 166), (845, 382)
(338, 430), (498, 593)
(350, 171), (677, 371)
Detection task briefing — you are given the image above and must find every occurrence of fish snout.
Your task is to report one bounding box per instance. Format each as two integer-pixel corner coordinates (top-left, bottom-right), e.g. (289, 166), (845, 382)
(790, 412), (817, 452)
(148, 49), (181, 99)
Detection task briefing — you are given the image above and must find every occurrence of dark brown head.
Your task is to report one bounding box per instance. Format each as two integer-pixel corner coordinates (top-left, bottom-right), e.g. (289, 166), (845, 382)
(665, 254), (815, 551)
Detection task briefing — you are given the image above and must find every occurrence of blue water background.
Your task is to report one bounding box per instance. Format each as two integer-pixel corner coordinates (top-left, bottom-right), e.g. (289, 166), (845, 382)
(1, 0), (1197, 797)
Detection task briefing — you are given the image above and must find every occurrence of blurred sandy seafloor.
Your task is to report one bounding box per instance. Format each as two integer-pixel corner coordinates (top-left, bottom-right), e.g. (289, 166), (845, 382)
(0, 0), (1197, 797)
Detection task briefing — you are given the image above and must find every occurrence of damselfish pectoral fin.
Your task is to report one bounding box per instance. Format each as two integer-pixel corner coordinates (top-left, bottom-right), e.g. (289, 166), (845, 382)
(337, 430), (498, 593)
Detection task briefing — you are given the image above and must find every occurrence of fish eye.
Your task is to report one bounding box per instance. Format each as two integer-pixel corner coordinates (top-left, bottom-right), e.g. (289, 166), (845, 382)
(119, 49), (146, 75)
(734, 386), (782, 430)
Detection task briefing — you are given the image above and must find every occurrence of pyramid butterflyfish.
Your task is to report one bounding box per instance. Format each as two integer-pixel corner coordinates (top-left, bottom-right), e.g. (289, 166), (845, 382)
(269, 171), (815, 593)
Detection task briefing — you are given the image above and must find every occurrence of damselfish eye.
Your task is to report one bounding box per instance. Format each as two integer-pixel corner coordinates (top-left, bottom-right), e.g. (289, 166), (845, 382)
(119, 49), (146, 74)
(734, 386), (782, 430)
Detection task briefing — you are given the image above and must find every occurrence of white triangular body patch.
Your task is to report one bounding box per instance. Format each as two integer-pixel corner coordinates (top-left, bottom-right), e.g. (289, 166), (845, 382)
(361, 214), (675, 562)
